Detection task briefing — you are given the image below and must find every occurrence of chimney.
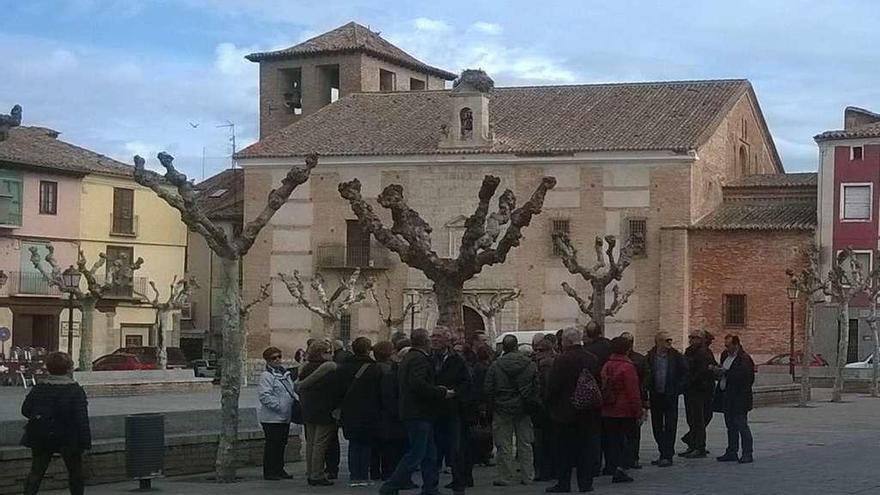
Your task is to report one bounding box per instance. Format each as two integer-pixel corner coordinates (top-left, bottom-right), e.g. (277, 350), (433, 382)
(0, 105), (22, 142)
(440, 70), (494, 148)
(844, 106), (880, 130)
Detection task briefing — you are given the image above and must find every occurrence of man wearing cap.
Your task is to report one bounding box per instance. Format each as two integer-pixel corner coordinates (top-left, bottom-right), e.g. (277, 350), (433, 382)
(680, 331), (717, 458)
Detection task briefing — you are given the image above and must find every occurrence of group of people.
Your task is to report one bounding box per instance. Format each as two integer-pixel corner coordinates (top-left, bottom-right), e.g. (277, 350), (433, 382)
(256, 322), (757, 494)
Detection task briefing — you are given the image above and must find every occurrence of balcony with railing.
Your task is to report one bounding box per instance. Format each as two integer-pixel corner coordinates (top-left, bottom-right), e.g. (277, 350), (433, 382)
(99, 275), (149, 299)
(5, 272), (63, 297)
(110, 214), (138, 237)
(316, 243), (391, 270)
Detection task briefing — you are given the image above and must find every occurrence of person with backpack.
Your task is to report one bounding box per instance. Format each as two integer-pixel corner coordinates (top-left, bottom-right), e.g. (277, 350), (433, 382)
(21, 351), (91, 495)
(257, 346), (296, 480)
(600, 337), (642, 484)
(484, 334), (538, 486)
(338, 337), (383, 487)
(544, 327), (601, 493)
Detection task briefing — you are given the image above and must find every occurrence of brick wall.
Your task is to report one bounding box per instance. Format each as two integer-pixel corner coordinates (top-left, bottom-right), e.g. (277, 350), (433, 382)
(689, 229), (811, 361)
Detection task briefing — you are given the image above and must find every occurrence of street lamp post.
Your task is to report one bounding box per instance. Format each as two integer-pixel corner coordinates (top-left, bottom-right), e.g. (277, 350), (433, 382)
(787, 283), (800, 380)
(61, 266), (82, 356)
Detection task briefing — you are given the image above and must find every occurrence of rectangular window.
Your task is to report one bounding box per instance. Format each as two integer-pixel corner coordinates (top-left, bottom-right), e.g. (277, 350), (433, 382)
(0, 173), (23, 226)
(723, 294), (747, 327)
(839, 250), (872, 283)
(106, 245), (134, 296)
(112, 187), (135, 234)
(627, 218), (647, 257)
(125, 334), (144, 347)
(551, 219), (570, 256)
(379, 69), (396, 91)
(410, 78), (426, 90)
(339, 311), (352, 344)
(841, 184), (872, 221)
(852, 146), (864, 161)
(39, 181), (57, 215)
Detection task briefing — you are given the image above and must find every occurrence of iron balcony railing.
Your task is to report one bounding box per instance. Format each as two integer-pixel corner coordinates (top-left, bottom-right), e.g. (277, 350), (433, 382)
(6, 272), (63, 296)
(316, 243), (391, 269)
(100, 275), (148, 299)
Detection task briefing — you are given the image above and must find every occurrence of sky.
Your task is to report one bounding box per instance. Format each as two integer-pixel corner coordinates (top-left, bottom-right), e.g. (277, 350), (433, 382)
(2, 0), (880, 179)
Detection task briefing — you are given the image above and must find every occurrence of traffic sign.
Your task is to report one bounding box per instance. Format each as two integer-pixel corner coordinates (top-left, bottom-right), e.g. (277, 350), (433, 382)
(0, 327), (9, 342)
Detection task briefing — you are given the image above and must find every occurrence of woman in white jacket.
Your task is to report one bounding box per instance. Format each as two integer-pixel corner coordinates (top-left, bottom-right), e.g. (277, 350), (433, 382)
(258, 346), (295, 480)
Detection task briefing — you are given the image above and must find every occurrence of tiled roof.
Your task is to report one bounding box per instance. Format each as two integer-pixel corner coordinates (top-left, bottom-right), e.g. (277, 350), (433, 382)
(239, 79), (753, 158)
(0, 126), (132, 177)
(726, 173), (817, 188)
(245, 22), (457, 80)
(195, 168), (243, 221)
(692, 199), (816, 231)
(815, 122), (880, 141)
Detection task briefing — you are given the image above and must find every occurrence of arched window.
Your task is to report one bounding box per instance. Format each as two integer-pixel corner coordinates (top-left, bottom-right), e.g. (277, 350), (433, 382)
(460, 107), (473, 139)
(738, 146), (749, 177)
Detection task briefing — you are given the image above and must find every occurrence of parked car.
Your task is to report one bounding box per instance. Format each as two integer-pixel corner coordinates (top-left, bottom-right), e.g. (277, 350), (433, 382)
(191, 359), (218, 378)
(93, 353), (157, 371)
(845, 353), (877, 369)
(763, 352), (829, 367)
(112, 346), (189, 369)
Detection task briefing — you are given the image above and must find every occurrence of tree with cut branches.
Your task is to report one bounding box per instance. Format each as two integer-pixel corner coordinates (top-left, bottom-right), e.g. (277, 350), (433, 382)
(134, 275), (198, 369)
(339, 175), (556, 337)
(552, 233), (636, 332)
(465, 290), (521, 343)
(133, 151), (316, 482)
(371, 275), (419, 336)
(31, 244), (143, 370)
(278, 269), (373, 340)
(238, 282), (272, 386)
(786, 245), (830, 406)
(827, 248), (870, 402)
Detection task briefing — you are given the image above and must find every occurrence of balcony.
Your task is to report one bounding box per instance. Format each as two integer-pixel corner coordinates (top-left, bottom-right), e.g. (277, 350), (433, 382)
(110, 214), (138, 237)
(316, 243), (391, 270)
(5, 272), (63, 297)
(100, 275), (148, 299)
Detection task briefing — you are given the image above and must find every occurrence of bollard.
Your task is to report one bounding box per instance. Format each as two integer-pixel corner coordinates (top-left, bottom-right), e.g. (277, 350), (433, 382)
(125, 413), (165, 490)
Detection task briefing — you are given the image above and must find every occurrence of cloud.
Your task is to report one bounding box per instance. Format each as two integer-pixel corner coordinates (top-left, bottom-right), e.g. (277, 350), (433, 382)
(470, 21), (502, 36)
(414, 17), (451, 33)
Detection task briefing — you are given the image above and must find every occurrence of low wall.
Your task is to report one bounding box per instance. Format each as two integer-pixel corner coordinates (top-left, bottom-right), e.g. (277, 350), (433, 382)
(72, 370), (213, 398)
(753, 384), (800, 407)
(0, 430), (302, 495)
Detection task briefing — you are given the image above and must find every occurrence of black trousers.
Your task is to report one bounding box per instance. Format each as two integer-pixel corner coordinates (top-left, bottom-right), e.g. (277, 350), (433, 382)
(650, 393), (679, 460)
(374, 438), (405, 480)
(24, 448), (84, 495)
(555, 420), (596, 491)
(533, 421), (557, 479)
(602, 417), (637, 472)
(325, 426), (340, 477)
(704, 390), (715, 429)
(683, 392), (708, 451)
(624, 419), (642, 468)
(261, 422), (290, 476)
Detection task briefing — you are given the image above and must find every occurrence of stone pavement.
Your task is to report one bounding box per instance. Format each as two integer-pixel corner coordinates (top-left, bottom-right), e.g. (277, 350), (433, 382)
(33, 389), (880, 495)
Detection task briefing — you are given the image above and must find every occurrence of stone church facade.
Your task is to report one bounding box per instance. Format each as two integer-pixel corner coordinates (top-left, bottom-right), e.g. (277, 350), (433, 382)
(235, 22), (782, 358)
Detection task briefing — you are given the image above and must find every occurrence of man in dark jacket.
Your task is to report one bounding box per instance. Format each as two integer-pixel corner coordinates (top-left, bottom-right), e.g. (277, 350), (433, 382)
(21, 352), (90, 495)
(715, 334), (755, 464)
(485, 334), (538, 486)
(646, 331), (688, 467)
(583, 322), (611, 369)
(680, 330), (718, 458)
(620, 331), (649, 470)
(532, 336), (557, 481)
(545, 327), (600, 493)
(431, 326), (472, 492)
(325, 339), (353, 480)
(338, 337), (383, 486)
(380, 328), (454, 495)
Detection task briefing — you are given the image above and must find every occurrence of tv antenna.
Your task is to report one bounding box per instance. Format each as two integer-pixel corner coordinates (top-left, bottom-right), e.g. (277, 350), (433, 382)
(216, 121), (236, 169)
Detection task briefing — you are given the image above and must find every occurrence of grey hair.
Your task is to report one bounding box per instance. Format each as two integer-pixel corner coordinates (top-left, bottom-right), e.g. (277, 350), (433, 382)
(561, 327), (582, 347)
(620, 331), (634, 342)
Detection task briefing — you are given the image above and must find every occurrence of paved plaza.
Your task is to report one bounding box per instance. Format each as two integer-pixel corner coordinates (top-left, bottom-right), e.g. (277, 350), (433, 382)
(20, 389), (879, 495)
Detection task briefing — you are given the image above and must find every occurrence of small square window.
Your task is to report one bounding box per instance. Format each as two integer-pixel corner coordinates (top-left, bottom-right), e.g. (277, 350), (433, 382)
(627, 218), (647, 257)
(39, 181), (57, 215)
(551, 219), (570, 256)
(410, 78), (426, 91)
(723, 294), (747, 327)
(379, 69), (396, 91)
(842, 184), (871, 220)
(852, 146), (864, 161)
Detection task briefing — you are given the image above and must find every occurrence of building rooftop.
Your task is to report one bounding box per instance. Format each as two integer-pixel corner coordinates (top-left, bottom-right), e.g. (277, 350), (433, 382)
(0, 126), (132, 177)
(194, 168), (243, 221)
(725, 172), (817, 188)
(239, 79), (778, 161)
(245, 21), (457, 80)
(815, 106), (880, 142)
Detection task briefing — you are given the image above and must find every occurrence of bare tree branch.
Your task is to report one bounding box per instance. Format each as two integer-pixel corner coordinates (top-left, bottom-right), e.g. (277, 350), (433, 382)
(241, 282), (272, 317)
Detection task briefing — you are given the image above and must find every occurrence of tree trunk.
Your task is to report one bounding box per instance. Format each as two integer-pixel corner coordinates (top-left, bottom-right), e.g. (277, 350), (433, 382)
(832, 300), (850, 403)
(485, 314), (498, 345)
(591, 280), (606, 332)
(434, 281), (464, 338)
(157, 309), (169, 370)
(871, 296), (880, 398)
(799, 301), (814, 406)
(320, 317), (337, 341)
(215, 256), (242, 482)
(78, 299), (96, 371)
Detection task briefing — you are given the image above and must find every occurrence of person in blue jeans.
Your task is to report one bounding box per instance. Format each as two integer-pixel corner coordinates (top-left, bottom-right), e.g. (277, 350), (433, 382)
(380, 328), (456, 495)
(714, 334), (755, 464)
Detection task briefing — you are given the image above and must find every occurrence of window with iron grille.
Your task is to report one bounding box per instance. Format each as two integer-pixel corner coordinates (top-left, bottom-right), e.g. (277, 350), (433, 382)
(339, 311), (352, 344)
(551, 219), (570, 256)
(627, 218), (647, 256)
(39, 181), (57, 215)
(723, 294), (747, 327)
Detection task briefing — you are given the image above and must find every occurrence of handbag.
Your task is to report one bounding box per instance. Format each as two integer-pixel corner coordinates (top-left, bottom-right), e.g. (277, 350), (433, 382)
(279, 375), (303, 425)
(571, 368), (602, 410)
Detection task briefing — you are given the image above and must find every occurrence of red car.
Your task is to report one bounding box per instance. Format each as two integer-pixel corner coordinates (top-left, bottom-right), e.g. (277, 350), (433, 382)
(763, 352), (829, 367)
(92, 353), (157, 371)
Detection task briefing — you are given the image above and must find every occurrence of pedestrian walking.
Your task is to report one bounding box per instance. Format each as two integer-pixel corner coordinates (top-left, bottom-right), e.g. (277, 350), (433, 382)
(545, 327), (601, 493)
(257, 346), (295, 480)
(339, 337), (383, 487)
(532, 335), (558, 481)
(21, 352), (91, 495)
(680, 331), (717, 458)
(600, 337), (642, 484)
(646, 331), (688, 467)
(714, 334), (755, 464)
(379, 328), (455, 495)
(431, 326), (471, 492)
(295, 340), (340, 487)
(485, 334), (538, 486)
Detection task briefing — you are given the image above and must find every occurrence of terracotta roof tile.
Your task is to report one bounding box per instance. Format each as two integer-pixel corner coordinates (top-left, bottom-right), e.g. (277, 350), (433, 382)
(692, 199), (816, 231)
(0, 126), (131, 177)
(194, 168), (243, 221)
(238, 79), (752, 158)
(815, 122), (880, 142)
(245, 22), (457, 80)
(726, 173), (817, 188)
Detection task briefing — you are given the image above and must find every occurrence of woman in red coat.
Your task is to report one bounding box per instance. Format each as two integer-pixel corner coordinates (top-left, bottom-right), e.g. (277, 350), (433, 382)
(601, 336), (643, 484)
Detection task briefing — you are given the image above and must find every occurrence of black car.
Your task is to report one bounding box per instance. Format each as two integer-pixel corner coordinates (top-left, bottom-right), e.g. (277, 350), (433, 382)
(112, 346), (188, 369)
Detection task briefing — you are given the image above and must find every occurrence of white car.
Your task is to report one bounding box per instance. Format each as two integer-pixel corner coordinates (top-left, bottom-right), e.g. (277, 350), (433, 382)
(845, 354), (876, 369)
